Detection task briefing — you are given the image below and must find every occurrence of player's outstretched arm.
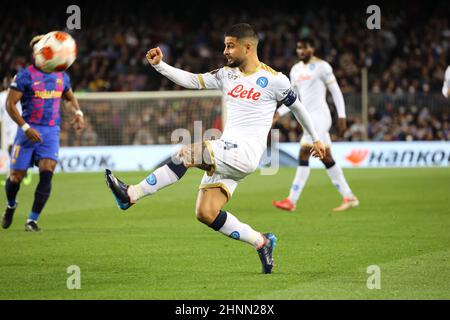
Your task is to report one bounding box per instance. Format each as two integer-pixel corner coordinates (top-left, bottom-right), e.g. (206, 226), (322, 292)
(328, 81), (347, 136)
(287, 98), (325, 159)
(63, 89), (85, 133)
(6, 89), (41, 142)
(146, 47), (201, 89)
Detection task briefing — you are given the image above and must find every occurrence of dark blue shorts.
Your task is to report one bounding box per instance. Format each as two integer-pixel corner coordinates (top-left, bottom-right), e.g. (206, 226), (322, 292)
(10, 125), (60, 170)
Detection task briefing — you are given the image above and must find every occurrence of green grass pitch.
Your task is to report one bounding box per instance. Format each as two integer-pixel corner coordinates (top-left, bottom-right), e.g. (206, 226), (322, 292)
(0, 167), (449, 299)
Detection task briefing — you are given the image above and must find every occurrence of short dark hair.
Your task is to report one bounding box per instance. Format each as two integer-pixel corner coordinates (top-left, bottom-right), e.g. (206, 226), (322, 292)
(297, 37), (315, 48)
(225, 23), (259, 42)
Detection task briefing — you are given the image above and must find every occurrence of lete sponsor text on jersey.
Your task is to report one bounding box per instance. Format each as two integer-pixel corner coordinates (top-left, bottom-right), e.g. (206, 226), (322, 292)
(227, 84), (261, 100)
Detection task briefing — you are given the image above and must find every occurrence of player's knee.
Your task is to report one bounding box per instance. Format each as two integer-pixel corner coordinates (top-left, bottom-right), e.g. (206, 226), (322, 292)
(195, 205), (218, 225)
(299, 148), (311, 163)
(321, 156), (336, 169)
(9, 171), (26, 184)
(38, 159), (57, 172)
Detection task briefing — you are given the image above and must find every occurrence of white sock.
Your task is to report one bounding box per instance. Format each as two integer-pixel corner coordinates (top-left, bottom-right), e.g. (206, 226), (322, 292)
(128, 165), (179, 202)
(326, 164), (354, 199)
(288, 166), (310, 205)
(218, 212), (265, 249)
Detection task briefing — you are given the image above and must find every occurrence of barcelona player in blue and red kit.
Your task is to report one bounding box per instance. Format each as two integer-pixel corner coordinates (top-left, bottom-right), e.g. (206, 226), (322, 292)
(2, 36), (85, 232)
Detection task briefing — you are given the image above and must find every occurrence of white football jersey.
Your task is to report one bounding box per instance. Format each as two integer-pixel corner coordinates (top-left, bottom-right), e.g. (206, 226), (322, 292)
(0, 90), (22, 146)
(198, 63), (295, 168)
(290, 57), (336, 115)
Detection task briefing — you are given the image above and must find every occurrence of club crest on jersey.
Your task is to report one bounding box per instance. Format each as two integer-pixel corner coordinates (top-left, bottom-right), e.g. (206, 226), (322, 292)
(256, 76), (268, 88)
(227, 85), (261, 101)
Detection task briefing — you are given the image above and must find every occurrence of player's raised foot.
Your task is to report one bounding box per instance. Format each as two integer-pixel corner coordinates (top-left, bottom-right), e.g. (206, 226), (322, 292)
(257, 233), (277, 274)
(105, 169), (133, 210)
(2, 203), (18, 229)
(332, 196), (360, 212)
(25, 221), (42, 232)
(272, 198), (295, 212)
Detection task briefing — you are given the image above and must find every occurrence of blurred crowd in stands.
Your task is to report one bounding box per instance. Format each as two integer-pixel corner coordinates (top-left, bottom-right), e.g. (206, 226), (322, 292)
(1, 1), (448, 144)
(276, 103), (449, 142)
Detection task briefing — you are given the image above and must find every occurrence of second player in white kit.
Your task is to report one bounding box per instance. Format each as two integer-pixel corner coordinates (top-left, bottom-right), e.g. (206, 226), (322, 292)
(443, 65), (450, 98)
(0, 86), (22, 152)
(0, 78), (34, 187)
(273, 38), (359, 212)
(105, 24), (326, 274)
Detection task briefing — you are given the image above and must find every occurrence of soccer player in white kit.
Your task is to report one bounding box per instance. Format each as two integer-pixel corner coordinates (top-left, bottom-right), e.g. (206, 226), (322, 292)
(105, 24), (326, 274)
(273, 38), (359, 212)
(0, 77), (22, 156)
(0, 77), (32, 187)
(443, 65), (450, 98)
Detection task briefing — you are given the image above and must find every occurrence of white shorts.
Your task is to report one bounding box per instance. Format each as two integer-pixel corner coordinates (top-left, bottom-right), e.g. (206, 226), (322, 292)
(300, 109), (332, 147)
(199, 139), (256, 199)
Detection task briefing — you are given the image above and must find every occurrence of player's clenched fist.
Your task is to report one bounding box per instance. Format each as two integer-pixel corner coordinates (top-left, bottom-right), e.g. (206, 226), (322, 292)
(311, 140), (326, 159)
(146, 47), (163, 65)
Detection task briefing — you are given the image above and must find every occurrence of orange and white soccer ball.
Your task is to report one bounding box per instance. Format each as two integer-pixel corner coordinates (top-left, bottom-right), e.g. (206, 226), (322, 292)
(33, 31), (77, 73)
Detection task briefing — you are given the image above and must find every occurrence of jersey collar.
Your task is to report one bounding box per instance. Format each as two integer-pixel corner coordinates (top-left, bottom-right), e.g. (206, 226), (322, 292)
(237, 63), (262, 77)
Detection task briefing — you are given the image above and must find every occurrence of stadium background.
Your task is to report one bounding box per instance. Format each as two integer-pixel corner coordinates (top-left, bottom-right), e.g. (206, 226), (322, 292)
(0, 0), (449, 147)
(0, 0), (449, 300)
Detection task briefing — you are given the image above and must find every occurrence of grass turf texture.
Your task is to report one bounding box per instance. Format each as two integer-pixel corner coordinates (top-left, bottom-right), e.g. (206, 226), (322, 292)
(0, 167), (449, 299)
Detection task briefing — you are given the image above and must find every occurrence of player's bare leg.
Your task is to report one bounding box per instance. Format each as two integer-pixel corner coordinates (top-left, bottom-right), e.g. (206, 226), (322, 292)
(321, 149), (359, 212)
(105, 142), (212, 209)
(24, 158), (57, 232)
(106, 143), (276, 273)
(273, 146), (311, 212)
(2, 169), (26, 229)
(105, 141), (277, 273)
